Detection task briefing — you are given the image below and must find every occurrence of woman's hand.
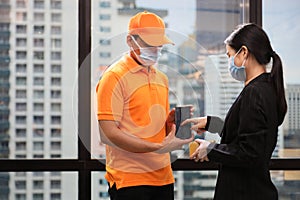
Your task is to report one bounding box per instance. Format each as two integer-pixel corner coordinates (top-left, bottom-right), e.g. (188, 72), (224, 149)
(166, 106), (195, 135)
(166, 106), (195, 124)
(156, 124), (194, 154)
(181, 116), (207, 134)
(189, 139), (211, 162)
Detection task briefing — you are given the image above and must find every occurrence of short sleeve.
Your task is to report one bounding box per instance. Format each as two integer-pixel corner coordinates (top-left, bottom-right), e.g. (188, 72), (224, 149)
(96, 71), (124, 122)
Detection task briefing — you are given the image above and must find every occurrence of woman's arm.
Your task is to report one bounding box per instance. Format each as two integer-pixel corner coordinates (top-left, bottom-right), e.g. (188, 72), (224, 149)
(207, 85), (271, 168)
(181, 116), (224, 135)
(206, 116), (224, 135)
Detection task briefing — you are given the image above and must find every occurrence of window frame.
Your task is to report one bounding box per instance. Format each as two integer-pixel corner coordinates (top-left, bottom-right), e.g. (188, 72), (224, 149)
(1, 1), (299, 200)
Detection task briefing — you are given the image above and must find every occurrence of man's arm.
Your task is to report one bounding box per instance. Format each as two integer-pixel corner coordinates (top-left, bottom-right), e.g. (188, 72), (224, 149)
(99, 120), (193, 154)
(98, 120), (162, 153)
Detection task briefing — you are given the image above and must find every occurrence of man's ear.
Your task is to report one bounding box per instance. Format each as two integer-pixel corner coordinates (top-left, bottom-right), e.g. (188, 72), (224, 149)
(126, 34), (132, 47)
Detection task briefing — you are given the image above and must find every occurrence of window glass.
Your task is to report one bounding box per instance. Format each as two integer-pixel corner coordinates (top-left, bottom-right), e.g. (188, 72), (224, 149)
(99, 1), (111, 8)
(51, 13), (62, 22)
(91, 2), (249, 199)
(34, 13), (44, 22)
(51, 26), (61, 35)
(263, 0), (300, 159)
(33, 51), (44, 60)
(34, 0), (44, 9)
(16, 12), (27, 21)
(91, 170), (300, 199)
(16, 103), (27, 112)
(16, 77), (27, 85)
(91, 0), (249, 158)
(51, 0), (62, 10)
(1, 0), (78, 167)
(16, 64), (27, 73)
(271, 170), (300, 199)
(16, 38), (27, 47)
(263, 2), (300, 198)
(16, 25), (27, 34)
(0, 172), (78, 200)
(0, 6), (79, 192)
(92, 172), (109, 200)
(33, 38), (44, 47)
(33, 25), (44, 34)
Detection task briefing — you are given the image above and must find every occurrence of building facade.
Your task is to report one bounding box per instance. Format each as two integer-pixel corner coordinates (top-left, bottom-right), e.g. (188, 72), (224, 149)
(8, 0), (77, 199)
(0, 0), (11, 198)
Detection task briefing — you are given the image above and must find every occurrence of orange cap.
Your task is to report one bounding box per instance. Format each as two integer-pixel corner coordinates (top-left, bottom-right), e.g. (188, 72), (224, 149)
(128, 11), (174, 46)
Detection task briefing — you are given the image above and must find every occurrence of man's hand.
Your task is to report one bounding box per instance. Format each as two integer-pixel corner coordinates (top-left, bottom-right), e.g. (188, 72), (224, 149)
(165, 108), (175, 135)
(156, 124), (194, 154)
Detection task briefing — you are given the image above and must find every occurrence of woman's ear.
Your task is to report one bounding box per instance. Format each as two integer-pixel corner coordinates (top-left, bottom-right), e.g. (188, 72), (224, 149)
(241, 45), (249, 57)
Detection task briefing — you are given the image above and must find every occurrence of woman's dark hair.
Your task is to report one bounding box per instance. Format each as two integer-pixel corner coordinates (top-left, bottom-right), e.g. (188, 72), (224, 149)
(224, 23), (287, 125)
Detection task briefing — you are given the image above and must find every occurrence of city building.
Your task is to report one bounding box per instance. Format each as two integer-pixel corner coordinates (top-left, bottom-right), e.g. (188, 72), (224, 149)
(204, 54), (244, 137)
(276, 84), (300, 199)
(8, 0), (77, 199)
(0, 0), (11, 198)
(283, 84), (300, 147)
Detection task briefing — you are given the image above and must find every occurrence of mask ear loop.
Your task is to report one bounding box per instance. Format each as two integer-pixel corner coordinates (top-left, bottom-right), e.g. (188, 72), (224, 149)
(240, 46), (248, 66)
(130, 35), (155, 67)
(231, 48), (242, 68)
(234, 46), (248, 66)
(130, 35), (142, 56)
(241, 58), (247, 67)
(130, 35), (142, 50)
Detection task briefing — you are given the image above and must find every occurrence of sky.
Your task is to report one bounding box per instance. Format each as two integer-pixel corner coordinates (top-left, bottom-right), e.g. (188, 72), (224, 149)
(136, 0), (196, 36)
(263, 0), (300, 84)
(136, 0), (300, 84)
(135, 0), (197, 61)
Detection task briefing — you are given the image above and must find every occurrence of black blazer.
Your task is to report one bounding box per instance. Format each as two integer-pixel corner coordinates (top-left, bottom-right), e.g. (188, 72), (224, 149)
(207, 73), (279, 200)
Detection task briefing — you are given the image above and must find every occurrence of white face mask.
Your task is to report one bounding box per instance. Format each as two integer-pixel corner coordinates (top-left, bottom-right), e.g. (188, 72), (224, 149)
(228, 48), (247, 82)
(130, 36), (162, 66)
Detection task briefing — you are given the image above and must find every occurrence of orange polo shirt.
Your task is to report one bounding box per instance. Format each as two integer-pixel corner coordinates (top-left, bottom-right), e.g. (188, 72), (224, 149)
(96, 54), (174, 189)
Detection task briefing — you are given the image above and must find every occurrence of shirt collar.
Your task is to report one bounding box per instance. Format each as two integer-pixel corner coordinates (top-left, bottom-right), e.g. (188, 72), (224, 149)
(123, 54), (156, 74)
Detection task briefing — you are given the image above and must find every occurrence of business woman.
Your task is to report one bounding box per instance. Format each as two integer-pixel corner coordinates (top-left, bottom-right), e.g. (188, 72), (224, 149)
(182, 23), (287, 200)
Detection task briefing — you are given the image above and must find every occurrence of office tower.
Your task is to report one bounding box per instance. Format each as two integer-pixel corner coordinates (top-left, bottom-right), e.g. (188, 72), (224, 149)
(9, 0), (77, 199)
(283, 84), (300, 147)
(92, 0), (168, 79)
(0, 0), (11, 198)
(195, 0), (245, 51)
(204, 54), (243, 119)
(276, 84), (300, 158)
(174, 35), (204, 116)
(274, 86), (300, 199)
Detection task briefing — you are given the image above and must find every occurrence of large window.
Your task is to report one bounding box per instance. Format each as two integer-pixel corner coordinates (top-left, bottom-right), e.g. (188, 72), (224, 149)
(263, 1), (300, 199)
(0, 0), (299, 200)
(0, 0), (78, 199)
(91, 0), (249, 198)
(91, 0), (250, 157)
